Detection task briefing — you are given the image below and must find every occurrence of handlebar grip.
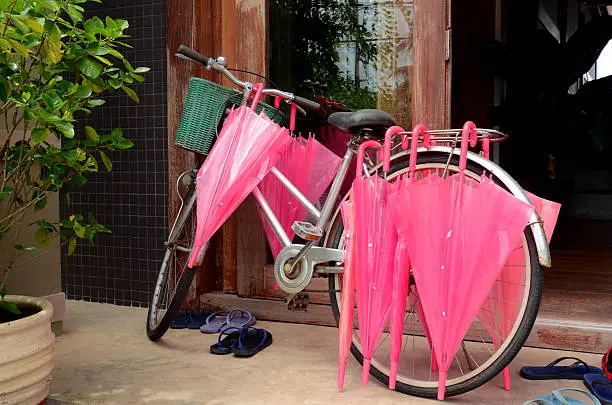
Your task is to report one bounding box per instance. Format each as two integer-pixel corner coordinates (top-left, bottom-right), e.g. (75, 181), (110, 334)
(293, 95), (320, 111)
(176, 45), (210, 66)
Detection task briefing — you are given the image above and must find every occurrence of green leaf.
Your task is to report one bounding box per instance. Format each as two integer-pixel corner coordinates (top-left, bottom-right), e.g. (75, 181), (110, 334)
(37, 109), (61, 123)
(122, 59), (134, 72)
(42, 91), (63, 110)
(55, 122), (74, 138)
(35, 227), (52, 247)
(35, 0), (59, 11)
(41, 40), (61, 64)
(34, 196), (48, 211)
(71, 174), (87, 186)
(86, 99), (105, 107)
(133, 67), (150, 73)
(23, 17), (44, 33)
(73, 222), (85, 238)
(67, 238), (76, 256)
(114, 138), (133, 150)
(86, 45), (110, 56)
(0, 284), (6, 297)
(99, 150), (112, 171)
(65, 4), (84, 23)
(11, 16), (30, 33)
(77, 57), (103, 79)
(0, 301), (21, 315)
(43, 20), (62, 42)
(74, 85), (92, 99)
(130, 73), (145, 83)
(0, 38), (11, 50)
(110, 127), (123, 139)
(14, 244), (25, 251)
(84, 126), (99, 142)
(108, 79), (122, 90)
(84, 16), (104, 36)
(93, 55), (112, 66)
(31, 127), (51, 144)
(107, 49), (123, 59)
(121, 86), (139, 103)
(23, 108), (35, 121)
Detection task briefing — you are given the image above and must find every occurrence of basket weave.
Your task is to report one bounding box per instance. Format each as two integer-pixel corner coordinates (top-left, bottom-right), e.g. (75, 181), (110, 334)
(174, 77), (286, 155)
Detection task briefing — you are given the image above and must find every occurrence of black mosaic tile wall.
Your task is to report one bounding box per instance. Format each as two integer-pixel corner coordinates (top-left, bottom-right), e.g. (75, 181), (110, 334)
(61, 0), (167, 306)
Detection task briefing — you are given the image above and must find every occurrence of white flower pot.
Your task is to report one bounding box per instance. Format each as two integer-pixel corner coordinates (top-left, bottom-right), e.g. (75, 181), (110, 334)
(0, 295), (55, 405)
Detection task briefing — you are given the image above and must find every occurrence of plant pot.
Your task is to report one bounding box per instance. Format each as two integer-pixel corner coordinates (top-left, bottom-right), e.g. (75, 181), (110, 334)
(0, 295), (55, 405)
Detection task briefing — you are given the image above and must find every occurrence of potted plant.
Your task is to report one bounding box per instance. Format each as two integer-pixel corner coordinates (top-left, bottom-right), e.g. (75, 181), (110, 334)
(0, 0), (147, 403)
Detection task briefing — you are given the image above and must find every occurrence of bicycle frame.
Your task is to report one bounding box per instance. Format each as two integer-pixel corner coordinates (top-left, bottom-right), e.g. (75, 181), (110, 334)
(252, 144), (355, 256)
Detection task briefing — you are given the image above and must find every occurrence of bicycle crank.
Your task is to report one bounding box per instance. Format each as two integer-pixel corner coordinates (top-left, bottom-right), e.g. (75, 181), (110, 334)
(274, 244), (344, 294)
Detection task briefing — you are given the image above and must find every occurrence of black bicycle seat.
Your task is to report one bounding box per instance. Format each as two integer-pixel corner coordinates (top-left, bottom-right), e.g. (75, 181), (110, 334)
(327, 109), (397, 138)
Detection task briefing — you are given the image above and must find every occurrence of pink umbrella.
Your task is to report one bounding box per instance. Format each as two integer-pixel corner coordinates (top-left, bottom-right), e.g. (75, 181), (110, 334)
(338, 200), (356, 390)
(258, 134), (341, 258)
(393, 122), (534, 400)
(479, 137), (561, 391)
(352, 140), (397, 385)
(188, 84), (292, 267)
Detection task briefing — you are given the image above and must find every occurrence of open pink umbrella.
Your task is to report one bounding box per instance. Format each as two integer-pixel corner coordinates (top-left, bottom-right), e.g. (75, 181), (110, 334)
(352, 140), (397, 385)
(188, 84), (291, 267)
(393, 122), (534, 399)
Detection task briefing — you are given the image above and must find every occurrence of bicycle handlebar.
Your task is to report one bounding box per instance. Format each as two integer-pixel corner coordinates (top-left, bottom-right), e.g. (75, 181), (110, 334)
(175, 45), (321, 113)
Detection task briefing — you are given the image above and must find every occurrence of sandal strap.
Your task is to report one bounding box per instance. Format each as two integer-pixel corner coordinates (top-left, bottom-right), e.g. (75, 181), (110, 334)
(554, 388), (602, 405)
(522, 400), (555, 405)
(544, 357), (593, 374)
(592, 379), (612, 388)
(238, 326), (267, 351)
(216, 326), (241, 346)
(206, 310), (228, 324)
(227, 309), (253, 324)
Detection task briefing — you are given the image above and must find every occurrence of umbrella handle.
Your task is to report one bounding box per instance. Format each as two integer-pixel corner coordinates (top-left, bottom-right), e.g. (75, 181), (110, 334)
(250, 83), (264, 111)
(383, 126), (406, 173)
(459, 121), (477, 172)
(356, 140), (383, 178)
(409, 124), (428, 177)
(289, 103), (297, 131)
(482, 136), (490, 160)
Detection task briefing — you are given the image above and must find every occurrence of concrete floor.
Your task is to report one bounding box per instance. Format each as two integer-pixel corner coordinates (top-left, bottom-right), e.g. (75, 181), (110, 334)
(48, 301), (602, 405)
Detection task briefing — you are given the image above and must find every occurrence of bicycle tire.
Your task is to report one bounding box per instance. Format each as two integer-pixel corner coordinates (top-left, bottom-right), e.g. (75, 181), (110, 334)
(326, 151), (543, 398)
(146, 188), (198, 341)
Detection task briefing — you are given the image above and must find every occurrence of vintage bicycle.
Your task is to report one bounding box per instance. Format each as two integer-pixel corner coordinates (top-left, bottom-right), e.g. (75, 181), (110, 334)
(146, 45), (551, 399)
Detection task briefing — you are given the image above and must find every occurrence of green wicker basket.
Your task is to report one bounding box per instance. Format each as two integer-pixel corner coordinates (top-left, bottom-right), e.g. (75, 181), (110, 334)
(174, 77), (287, 155)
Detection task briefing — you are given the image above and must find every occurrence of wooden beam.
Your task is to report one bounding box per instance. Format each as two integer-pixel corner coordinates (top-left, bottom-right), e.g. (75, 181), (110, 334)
(413, 0), (451, 128)
(201, 293), (612, 353)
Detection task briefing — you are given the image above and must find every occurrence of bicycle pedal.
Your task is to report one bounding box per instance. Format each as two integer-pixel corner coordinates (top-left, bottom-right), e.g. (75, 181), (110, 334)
(291, 221), (322, 241)
(287, 293), (309, 311)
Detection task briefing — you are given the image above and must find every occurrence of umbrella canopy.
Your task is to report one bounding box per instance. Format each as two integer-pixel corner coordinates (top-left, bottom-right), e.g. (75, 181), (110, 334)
(188, 84), (291, 267)
(393, 122), (535, 400)
(258, 134), (341, 258)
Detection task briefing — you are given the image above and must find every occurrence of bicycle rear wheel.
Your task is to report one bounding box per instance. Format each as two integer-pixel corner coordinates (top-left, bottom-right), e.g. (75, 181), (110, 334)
(146, 186), (200, 341)
(326, 151), (543, 398)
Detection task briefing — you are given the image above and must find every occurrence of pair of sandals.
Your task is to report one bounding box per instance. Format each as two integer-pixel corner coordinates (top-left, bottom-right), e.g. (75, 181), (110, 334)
(170, 309), (213, 329)
(209, 326), (273, 357)
(199, 309), (256, 334)
(521, 357), (612, 405)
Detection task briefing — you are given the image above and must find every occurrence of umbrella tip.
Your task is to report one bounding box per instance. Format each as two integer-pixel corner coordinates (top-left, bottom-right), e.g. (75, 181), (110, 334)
(362, 359), (371, 385)
(389, 361), (398, 389)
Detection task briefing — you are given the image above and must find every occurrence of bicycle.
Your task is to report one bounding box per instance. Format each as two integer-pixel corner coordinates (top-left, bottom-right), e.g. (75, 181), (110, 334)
(146, 45), (552, 399)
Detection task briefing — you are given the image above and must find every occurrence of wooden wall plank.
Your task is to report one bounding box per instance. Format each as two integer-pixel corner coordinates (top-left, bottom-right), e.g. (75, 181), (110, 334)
(413, 0), (451, 128)
(166, 0), (218, 303)
(235, 0), (269, 297)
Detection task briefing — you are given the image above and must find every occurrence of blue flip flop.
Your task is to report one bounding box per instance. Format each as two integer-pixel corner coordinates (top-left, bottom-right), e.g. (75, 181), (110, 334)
(224, 309), (256, 330)
(186, 309), (213, 329)
(170, 310), (191, 329)
(584, 374), (612, 405)
(232, 326), (272, 358)
(521, 357), (604, 380)
(200, 311), (229, 334)
(523, 388), (602, 405)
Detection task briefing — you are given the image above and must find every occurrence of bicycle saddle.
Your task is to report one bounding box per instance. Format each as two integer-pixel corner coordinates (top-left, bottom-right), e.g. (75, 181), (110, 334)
(327, 109), (397, 138)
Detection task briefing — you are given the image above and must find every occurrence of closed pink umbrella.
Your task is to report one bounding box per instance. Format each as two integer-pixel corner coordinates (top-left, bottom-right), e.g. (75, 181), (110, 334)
(352, 140), (397, 385)
(393, 122), (535, 399)
(338, 200), (356, 390)
(188, 84), (292, 267)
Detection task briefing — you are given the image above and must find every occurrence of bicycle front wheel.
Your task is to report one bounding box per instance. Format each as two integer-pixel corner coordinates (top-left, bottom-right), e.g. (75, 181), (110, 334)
(147, 187), (199, 341)
(326, 151), (543, 398)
